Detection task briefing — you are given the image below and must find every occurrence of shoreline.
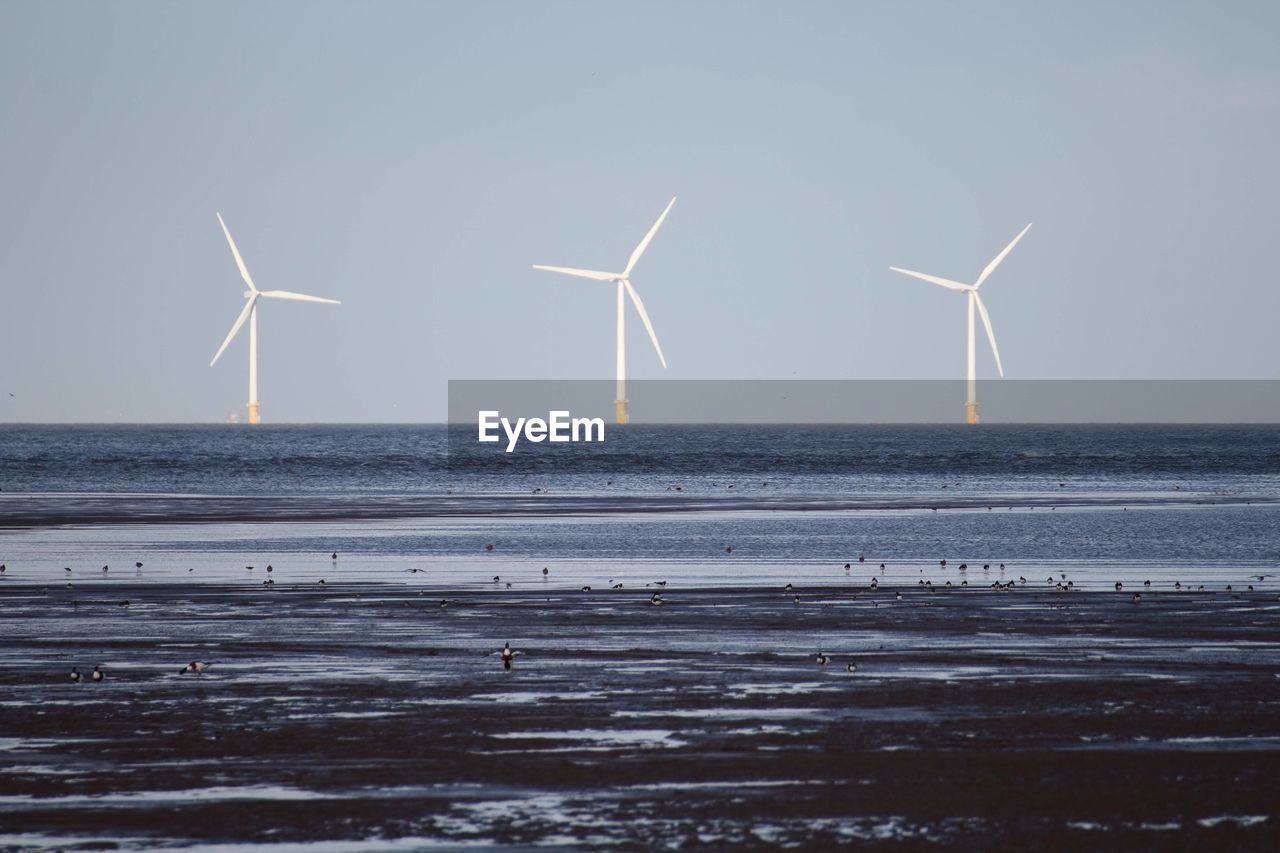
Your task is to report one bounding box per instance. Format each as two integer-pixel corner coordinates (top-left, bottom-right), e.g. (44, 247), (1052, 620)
(1, 489), (1276, 529)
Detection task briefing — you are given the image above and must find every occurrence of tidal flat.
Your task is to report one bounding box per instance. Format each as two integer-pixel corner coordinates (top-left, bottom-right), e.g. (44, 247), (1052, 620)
(1, 581), (1277, 849)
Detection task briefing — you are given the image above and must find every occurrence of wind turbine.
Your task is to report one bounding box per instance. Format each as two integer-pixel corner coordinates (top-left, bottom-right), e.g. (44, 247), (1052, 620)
(890, 223), (1032, 424)
(209, 213), (340, 424)
(533, 197), (675, 424)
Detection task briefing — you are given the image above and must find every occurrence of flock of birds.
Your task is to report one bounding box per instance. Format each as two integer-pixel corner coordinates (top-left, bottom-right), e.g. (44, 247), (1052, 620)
(28, 547), (1273, 685)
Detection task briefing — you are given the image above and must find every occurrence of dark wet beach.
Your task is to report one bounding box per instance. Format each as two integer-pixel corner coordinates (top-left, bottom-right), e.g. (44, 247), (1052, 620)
(2, 581), (1278, 849)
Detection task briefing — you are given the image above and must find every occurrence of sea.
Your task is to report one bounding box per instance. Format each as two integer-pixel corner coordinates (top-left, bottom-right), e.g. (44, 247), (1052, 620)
(1, 424), (1277, 589)
(3, 424), (1279, 849)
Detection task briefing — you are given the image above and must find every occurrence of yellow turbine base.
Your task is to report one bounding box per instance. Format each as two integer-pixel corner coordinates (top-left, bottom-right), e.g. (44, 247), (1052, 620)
(247, 403), (261, 425)
(615, 399), (629, 425)
(965, 402), (979, 425)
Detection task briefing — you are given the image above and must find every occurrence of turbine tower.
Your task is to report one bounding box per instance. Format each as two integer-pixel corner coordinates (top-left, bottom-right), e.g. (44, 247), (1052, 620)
(209, 213), (340, 424)
(890, 223), (1031, 424)
(533, 197), (675, 424)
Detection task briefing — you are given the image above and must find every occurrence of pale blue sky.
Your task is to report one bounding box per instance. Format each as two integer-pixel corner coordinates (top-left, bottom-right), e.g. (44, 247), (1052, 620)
(2, 1), (1278, 421)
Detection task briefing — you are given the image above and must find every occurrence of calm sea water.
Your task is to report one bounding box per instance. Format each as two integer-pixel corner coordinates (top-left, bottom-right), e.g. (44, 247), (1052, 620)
(1, 424), (1277, 583)
(3, 423), (1279, 496)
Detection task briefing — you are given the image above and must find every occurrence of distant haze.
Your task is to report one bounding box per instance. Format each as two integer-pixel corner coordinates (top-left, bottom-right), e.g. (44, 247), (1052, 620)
(2, 1), (1278, 422)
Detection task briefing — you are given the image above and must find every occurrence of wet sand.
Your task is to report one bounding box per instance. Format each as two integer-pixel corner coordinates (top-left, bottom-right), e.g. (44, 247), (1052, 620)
(2, 581), (1278, 849)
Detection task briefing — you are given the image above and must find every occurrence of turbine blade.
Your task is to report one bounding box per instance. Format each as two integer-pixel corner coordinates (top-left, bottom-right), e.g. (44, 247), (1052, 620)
(623, 197), (676, 277)
(974, 222), (1032, 288)
(973, 291), (1004, 377)
(531, 265), (618, 281)
(210, 296), (256, 367)
(888, 267), (973, 292)
(216, 212), (258, 293)
(623, 279), (666, 368)
(259, 290), (341, 305)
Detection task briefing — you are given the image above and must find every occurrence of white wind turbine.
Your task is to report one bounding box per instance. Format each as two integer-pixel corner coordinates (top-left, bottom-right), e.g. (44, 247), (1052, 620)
(533, 197), (675, 424)
(890, 223), (1032, 424)
(209, 213), (340, 424)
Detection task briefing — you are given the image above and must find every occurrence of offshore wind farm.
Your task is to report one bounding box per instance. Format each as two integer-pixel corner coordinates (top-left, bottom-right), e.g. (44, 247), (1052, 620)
(3, 2), (1280, 851)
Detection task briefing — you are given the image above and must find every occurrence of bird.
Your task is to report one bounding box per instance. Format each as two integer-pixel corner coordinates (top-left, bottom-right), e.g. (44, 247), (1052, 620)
(581, 585), (592, 592)
(783, 583), (793, 591)
(725, 546), (733, 553)
(1143, 579), (1151, 588)
(64, 567), (72, 574)
(485, 544), (494, 553)
(611, 582), (623, 589)
(331, 553), (338, 561)
(135, 562), (143, 569)
(493, 575), (501, 583)
(117, 600), (130, 608)
(0, 564), (6, 574)
(940, 559), (947, 567)
(844, 563), (851, 570)
(91, 666), (104, 682)
(69, 668), (81, 683)
(542, 567), (549, 576)
(498, 642), (518, 670)
(653, 580), (667, 588)
(815, 653), (829, 666)
(1132, 592), (1142, 604)
(404, 568), (425, 574)
(1115, 582), (1123, 591)
(846, 661), (858, 673)
(102, 565), (109, 573)
(649, 593), (663, 606)
(266, 565), (273, 573)
(179, 661), (211, 675)
(318, 579), (327, 585)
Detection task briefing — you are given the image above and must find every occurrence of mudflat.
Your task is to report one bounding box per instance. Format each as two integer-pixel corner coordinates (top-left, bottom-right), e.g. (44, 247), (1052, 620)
(2, 581), (1278, 849)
